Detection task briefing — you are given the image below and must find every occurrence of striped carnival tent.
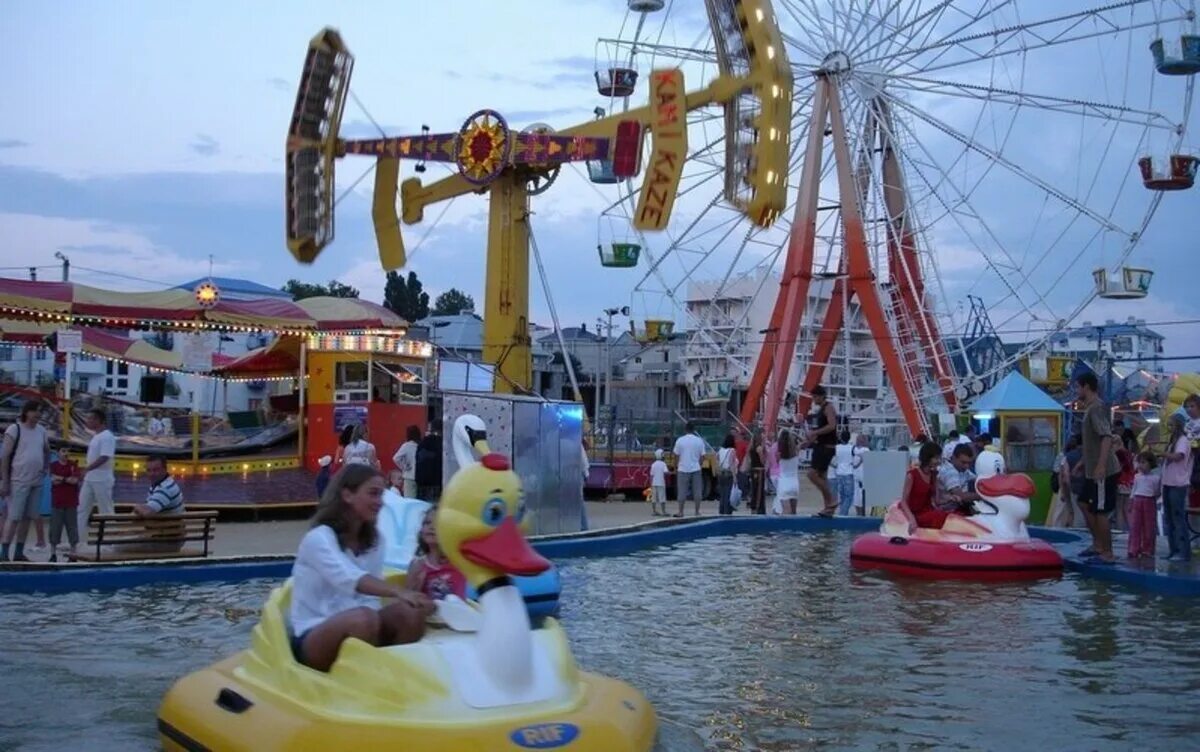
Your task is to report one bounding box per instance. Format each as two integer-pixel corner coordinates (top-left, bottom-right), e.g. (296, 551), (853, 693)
(0, 278), (406, 334)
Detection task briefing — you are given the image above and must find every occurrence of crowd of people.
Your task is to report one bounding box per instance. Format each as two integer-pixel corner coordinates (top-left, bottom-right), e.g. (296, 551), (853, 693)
(655, 386), (874, 519)
(1048, 382), (1197, 564)
(0, 399), (187, 562)
(316, 421), (445, 505)
(647, 373), (1198, 567)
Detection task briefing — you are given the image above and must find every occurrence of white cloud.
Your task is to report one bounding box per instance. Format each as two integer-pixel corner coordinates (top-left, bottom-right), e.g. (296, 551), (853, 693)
(0, 212), (243, 289)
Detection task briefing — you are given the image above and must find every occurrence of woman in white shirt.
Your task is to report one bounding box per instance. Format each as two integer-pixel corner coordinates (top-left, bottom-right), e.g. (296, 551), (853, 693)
(851, 434), (870, 514)
(341, 423), (380, 470)
(716, 433), (738, 515)
(774, 430), (801, 515)
(391, 425), (421, 498)
(289, 464), (434, 671)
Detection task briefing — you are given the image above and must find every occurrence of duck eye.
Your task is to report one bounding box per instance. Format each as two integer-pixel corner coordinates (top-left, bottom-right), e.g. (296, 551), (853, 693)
(481, 498), (507, 526)
(515, 497), (527, 523)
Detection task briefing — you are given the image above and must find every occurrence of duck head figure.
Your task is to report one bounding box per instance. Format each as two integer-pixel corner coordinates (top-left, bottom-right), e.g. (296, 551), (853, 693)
(973, 473), (1034, 542)
(435, 415), (552, 696)
(438, 414), (550, 589)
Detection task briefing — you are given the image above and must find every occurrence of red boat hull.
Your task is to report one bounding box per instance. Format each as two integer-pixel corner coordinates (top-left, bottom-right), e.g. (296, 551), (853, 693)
(850, 533), (1064, 581)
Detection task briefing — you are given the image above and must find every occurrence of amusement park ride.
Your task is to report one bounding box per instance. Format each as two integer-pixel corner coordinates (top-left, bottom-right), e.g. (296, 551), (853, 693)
(285, 0), (1200, 439)
(284, 0), (793, 395)
(737, 68), (958, 438)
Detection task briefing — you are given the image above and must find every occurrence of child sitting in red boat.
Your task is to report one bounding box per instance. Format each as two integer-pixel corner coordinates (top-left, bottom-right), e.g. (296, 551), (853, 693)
(406, 507), (467, 601)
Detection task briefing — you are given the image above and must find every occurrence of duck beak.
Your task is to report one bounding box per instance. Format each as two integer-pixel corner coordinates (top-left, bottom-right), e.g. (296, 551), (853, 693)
(461, 517), (550, 576)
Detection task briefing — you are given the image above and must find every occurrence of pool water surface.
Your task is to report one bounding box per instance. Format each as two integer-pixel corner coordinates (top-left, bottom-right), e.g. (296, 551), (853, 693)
(1, 531), (1198, 750)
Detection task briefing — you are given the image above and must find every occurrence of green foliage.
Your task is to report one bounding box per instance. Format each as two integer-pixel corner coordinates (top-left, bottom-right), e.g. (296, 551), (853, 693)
(281, 279), (360, 300)
(432, 288), (475, 316)
(384, 270), (430, 322)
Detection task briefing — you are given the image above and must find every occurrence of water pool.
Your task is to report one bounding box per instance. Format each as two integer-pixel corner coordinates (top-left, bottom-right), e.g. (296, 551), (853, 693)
(2, 531), (1198, 751)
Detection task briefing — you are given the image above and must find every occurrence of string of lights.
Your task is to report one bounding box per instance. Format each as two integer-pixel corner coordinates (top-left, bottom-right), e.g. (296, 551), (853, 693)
(0, 305), (414, 339)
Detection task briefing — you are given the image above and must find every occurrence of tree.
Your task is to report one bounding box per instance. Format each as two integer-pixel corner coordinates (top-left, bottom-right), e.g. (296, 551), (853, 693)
(282, 279), (360, 300)
(383, 270), (430, 322)
(432, 288), (475, 316)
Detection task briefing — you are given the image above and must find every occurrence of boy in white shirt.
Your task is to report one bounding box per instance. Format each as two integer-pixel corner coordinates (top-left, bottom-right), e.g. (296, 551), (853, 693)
(649, 449), (668, 516)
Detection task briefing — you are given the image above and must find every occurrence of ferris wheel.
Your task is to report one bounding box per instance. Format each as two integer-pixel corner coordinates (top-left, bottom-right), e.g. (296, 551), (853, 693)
(590, 0), (1197, 436)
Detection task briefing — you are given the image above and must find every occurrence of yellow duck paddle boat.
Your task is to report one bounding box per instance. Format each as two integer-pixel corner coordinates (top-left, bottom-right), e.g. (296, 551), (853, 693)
(159, 414), (657, 751)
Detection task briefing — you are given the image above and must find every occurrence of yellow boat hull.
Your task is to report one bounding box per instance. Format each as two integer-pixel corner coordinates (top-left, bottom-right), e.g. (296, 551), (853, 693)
(158, 582), (655, 751)
(159, 653), (656, 751)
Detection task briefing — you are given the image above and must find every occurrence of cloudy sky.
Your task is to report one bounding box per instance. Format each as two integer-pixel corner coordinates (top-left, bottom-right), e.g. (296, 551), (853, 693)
(3, 0), (1198, 364)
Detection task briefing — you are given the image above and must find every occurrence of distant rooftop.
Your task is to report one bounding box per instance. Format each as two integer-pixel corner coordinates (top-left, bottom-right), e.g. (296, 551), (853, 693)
(418, 313), (484, 352)
(175, 277), (294, 300)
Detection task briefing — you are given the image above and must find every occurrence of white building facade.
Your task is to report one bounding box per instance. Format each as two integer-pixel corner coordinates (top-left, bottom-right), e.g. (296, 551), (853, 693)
(683, 269), (887, 421)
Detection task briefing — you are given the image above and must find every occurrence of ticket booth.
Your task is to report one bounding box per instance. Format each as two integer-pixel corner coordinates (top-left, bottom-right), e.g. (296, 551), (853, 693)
(303, 333), (433, 472)
(969, 371), (1065, 524)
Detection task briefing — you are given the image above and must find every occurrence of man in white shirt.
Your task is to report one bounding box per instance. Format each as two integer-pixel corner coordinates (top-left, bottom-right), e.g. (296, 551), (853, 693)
(78, 409), (117, 534)
(1, 400), (51, 561)
(672, 422), (706, 517)
(391, 425), (421, 498)
(974, 433), (1006, 479)
(938, 443), (979, 511)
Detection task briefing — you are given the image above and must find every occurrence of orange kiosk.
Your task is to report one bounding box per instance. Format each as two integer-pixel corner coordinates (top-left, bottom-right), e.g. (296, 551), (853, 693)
(302, 332), (433, 472)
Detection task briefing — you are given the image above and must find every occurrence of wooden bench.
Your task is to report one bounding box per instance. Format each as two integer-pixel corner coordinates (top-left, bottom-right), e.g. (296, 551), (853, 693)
(70, 512), (217, 562)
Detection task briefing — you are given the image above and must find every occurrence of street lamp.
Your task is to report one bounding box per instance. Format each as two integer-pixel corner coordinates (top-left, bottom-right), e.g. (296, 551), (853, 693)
(53, 251), (70, 282)
(597, 306), (631, 419)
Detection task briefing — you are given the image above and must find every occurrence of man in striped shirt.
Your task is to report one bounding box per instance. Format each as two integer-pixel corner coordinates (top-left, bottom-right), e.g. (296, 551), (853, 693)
(134, 456), (184, 517)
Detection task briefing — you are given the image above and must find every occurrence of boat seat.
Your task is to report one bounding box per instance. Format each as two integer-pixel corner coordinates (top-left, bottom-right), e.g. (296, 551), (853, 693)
(69, 511), (217, 562)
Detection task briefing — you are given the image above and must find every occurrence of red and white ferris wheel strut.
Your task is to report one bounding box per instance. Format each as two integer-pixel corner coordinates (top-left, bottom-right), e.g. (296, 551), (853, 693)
(740, 71), (957, 439)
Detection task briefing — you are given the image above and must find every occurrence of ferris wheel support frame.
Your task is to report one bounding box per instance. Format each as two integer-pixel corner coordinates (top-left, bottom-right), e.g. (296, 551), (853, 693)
(740, 74), (926, 438)
(875, 97), (959, 414)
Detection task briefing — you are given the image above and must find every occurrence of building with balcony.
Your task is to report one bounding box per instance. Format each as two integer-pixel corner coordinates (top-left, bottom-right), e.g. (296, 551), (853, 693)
(682, 270), (887, 422)
(1047, 317), (1165, 372)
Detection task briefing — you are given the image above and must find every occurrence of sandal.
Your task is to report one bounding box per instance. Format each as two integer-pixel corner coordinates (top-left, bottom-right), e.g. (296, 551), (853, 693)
(813, 511), (835, 519)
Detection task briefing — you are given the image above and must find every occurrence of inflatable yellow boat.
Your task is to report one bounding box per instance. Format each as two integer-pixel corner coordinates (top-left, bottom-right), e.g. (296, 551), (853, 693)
(159, 414), (657, 751)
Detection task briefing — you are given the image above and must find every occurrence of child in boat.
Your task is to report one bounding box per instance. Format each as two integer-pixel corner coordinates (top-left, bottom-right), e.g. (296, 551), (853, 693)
(407, 507), (467, 600)
(902, 442), (946, 530)
(1126, 450), (1161, 559)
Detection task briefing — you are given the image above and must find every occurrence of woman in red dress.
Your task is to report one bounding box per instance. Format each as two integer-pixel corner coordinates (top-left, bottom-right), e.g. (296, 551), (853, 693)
(903, 442), (947, 529)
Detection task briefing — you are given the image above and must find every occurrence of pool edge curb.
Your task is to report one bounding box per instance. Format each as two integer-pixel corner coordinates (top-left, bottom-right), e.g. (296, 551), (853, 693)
(1, 517), (1196, 596)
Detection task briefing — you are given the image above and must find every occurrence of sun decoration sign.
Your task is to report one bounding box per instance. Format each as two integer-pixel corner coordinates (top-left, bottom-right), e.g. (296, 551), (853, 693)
(194, 281), (221, 308)
(455, 109), (512, 185)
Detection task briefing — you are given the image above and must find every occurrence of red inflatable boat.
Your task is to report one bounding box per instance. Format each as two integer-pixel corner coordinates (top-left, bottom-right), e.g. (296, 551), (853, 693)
(850, 534), (1064, 581)
(850, 473), (1064, 581)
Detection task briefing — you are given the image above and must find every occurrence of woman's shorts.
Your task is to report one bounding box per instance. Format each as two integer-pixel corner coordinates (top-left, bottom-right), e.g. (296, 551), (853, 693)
(289, 629), (312, 665)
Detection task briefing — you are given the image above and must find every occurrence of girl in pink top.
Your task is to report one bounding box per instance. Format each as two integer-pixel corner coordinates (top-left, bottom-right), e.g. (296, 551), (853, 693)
(767, 437), (781, 488)
(407, 508), (467, 600)
(1126, 451), (1162, 559)
(1160, 414), (1194, 562)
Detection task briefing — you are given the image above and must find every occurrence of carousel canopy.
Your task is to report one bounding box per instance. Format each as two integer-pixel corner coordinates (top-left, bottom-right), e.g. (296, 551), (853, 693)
(0, 321), (239, 373)
(971, 371), (1065, 414)
(0, 277), (406, 333)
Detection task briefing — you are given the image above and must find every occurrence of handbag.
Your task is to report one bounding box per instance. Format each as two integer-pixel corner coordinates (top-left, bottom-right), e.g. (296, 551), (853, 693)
(729, 483), (742, 509)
